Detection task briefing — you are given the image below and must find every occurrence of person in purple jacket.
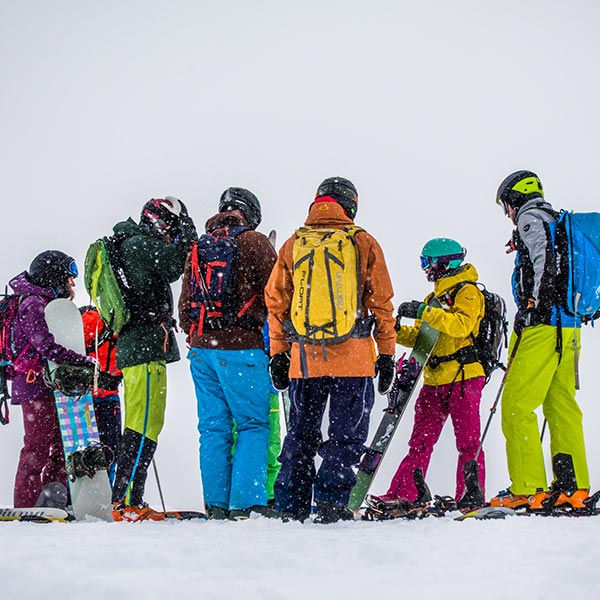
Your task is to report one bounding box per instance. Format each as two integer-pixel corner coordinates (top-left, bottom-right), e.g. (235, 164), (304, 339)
(9, 250), (91, 507)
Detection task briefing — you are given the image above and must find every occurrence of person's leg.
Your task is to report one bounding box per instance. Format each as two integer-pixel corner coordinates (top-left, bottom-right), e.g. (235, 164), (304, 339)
(266, 391), (282, 503)
(448, 377), (485, 500)
(14, 398), (66, 507)
(274, 378), (329, 518)
(189, 348), (234, 510)
(383, 385), (448, 502)
(314, 377), (375, 506)
(501, 327), (557, 494)
(93, 396), (122, 485)
(217, 349), (271, 510)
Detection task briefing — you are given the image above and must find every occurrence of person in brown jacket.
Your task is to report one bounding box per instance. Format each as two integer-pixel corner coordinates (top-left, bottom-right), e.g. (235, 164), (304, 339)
(179, 187), (277, 520)
(265, 176), (396, 523)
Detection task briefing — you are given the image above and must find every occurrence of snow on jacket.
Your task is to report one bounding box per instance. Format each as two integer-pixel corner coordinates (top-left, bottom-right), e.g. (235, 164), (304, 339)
(396, 263), (485, 386)
(112, 218), (187, 369)
(8, 272), (89, 404)
(511, 198), (579, 328)
(178, 209), (277, 351)
(265, 201), (396, 378)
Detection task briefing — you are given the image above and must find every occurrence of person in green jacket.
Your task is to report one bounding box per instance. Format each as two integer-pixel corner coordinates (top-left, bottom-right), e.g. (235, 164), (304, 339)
(111, 197), (197, 522)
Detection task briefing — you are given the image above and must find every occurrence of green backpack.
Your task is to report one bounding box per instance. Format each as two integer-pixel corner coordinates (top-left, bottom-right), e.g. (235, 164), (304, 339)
(84, 237), (130, 334)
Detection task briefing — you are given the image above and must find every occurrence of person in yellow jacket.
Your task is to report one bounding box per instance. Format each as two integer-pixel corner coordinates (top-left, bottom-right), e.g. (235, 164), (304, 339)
(265, 177), (396, 523)
(374, 238), (486, 506)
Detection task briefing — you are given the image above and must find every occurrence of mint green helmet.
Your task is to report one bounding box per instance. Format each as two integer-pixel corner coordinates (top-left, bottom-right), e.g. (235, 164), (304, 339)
(420, 238), (466, 281)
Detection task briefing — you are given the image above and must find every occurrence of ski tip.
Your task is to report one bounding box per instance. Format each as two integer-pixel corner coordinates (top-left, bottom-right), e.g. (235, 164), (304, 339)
(455, 506), (516, 521)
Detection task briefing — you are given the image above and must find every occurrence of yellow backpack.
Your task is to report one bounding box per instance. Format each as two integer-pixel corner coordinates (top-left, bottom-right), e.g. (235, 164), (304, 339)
(288, 225), (365, 345)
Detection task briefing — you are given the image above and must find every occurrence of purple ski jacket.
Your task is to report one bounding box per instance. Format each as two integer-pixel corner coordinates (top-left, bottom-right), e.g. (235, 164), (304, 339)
(8, 271), (89, 404)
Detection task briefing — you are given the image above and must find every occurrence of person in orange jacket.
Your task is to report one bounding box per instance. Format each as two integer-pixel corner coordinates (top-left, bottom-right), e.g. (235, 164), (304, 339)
(80, 306), (122, 484)
(265, 177), (396, 523)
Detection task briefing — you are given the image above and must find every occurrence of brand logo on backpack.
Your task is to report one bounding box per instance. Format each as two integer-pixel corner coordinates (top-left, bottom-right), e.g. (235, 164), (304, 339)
(189, 226), (257, 334)
(284, 225), (375, 377)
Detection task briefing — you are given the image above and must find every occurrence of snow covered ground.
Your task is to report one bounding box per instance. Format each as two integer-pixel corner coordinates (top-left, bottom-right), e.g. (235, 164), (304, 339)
(3, 512), (599, 600)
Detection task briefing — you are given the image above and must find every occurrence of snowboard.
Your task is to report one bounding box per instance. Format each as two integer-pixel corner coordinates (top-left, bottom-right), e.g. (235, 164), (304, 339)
(45, 298), (113, 522)
(347, 302), (441, 511)
(0, 506), (72, 523)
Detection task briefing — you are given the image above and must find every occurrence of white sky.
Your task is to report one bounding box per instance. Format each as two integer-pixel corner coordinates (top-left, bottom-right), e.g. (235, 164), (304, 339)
(1, 1), (600, 509)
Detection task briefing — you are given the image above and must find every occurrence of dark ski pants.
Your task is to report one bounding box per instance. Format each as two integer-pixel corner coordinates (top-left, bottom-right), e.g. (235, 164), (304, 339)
(14, 397), (67, 507)
(93, 395), (122, 485)
(274, 377), (374, 517)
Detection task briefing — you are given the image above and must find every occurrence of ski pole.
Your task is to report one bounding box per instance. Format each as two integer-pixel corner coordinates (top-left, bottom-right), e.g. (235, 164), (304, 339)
(152, 458), (167, 514)
(475, 332), (522, 462)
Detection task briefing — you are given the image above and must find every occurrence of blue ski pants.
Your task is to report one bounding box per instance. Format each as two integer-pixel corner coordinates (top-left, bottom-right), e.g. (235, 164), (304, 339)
(188, 347), (271, 511)
(275, 376), (375, 517)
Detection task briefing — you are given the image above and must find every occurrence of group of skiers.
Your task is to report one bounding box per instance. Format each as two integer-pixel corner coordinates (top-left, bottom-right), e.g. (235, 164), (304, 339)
(5, 170), (592, 522)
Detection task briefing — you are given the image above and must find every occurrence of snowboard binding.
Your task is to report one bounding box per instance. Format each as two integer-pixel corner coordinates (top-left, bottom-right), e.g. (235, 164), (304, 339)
(46, 363), (95, 397)
(66, 444), (110, 481)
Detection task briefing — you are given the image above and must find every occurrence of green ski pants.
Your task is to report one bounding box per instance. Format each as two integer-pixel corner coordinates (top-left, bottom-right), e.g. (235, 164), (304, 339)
(501, 325), (589, 494)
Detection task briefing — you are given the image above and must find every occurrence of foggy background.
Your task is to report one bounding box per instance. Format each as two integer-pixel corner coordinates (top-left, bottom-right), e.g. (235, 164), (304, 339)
(1, 0), (599, 509)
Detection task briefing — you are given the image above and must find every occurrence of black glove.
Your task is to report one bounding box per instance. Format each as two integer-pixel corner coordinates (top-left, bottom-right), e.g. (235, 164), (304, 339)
(514, 298), (535, 335)
(269, 352), (291, 391)
(397, 300), (424, 320)
(173, 214), (198, 248)
(375, 354), (395, 395)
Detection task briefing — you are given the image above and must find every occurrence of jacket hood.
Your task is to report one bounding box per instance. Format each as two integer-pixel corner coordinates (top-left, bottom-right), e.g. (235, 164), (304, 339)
(113, 217), (142, 237)
(205, 209), (249, 232)
(9, 271), (57, 299)
(517, 198), (555, 219)
(432, 263), (479, 297)
(305, 200), (355, 228)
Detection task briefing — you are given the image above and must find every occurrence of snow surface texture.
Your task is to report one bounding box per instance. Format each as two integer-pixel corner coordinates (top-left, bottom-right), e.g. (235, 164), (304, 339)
(2, 1), (600, 598)
(2, 516), (599, 600)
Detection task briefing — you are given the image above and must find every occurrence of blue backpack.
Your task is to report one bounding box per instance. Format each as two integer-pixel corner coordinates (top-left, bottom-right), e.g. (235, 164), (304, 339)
(556, 211), (600, 321)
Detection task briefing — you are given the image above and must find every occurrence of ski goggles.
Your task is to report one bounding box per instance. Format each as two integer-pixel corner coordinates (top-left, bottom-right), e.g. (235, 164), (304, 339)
(68, 260), (78, 278)
(496, 197), (510, 216)
(419, 253), (464, 270)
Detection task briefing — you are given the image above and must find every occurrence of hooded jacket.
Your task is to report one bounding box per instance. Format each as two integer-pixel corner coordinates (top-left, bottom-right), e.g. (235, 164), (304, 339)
(511, 198), (579, 328)
(265, 201), (395, 378)
(178, 209), (277, 350)
(396, 263), (485, 386)
(8, 272), (89, 404)
(112, 218), (188, 369)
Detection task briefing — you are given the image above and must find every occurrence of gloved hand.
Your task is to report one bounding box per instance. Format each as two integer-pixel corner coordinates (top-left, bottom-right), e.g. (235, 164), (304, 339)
(269, 351), (291, 391)
(375, 354), (395, 395)
(397, 300), (425, 320)
(173, 213), (198, 248)
(514, 298), (536, 335)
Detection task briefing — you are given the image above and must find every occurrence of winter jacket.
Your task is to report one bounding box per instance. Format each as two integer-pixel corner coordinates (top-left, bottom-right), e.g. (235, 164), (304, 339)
(8, 272), (89, 404)
(178, 210), (277, 351)
(112, 218), (188, 369)
(265, 201), (396, 378)
(81, 308), (122, 399)
(511, 198), (579, 328)
(396, 263), (485, 386)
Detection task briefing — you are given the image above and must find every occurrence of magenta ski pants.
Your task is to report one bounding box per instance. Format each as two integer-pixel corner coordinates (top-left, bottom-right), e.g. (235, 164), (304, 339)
(384, 377), (485, 503)
(14, 397), (67, 507)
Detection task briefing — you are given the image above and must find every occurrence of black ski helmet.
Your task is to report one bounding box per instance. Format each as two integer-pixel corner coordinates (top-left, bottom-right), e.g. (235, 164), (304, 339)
(219, 187), (262, 230)
(28, 250), (78, 298)
(140, 196), (183, 238)
(315, 176), (358, 219)
(496, 170), (544, 214)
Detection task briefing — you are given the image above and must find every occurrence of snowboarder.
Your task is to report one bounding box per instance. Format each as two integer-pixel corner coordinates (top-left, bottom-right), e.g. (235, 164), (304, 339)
(178, 187), (277, 520)
(490, 170), (590, 510)
(80, 305), (122, 485)
(8, 251), (92, 507)
(110, 197), (197, 522)
(371, 238), (486, 507)
(265, 176), (396, 523)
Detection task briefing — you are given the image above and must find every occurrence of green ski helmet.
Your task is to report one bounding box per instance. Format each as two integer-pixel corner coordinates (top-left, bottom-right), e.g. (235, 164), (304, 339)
(496, 170), (544, 215)
(420, 238), (466, 281)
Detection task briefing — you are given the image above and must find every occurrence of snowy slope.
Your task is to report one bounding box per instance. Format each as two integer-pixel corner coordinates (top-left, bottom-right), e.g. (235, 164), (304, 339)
(2, 514), (599, 600)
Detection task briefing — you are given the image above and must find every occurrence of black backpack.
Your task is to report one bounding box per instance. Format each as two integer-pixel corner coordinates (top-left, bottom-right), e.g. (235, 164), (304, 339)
(432, 282), (509, 384)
